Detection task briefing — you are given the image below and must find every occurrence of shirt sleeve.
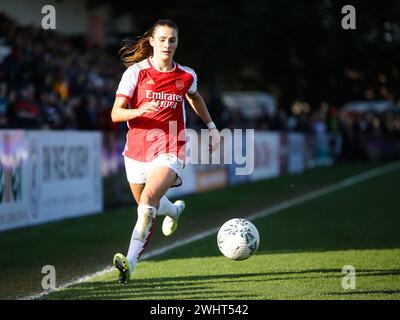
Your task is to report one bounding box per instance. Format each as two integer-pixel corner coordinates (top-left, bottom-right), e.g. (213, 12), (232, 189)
(186, 68), (197, 95)
(116, 65), (139, 99)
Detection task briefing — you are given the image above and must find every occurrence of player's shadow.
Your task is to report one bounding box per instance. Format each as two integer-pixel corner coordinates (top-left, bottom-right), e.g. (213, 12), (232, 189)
(41, 268), (400, 300)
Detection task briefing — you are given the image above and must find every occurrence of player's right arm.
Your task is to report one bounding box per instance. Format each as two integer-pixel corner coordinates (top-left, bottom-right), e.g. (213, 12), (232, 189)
(111, 97), (157, 123)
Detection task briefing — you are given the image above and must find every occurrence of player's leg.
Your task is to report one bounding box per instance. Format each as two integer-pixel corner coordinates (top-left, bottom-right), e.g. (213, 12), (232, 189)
(140, 166), (178, 207)
(113, 158), (147, 284)
(114, 186), (156, 284)
(161, 199), (185, 236)
(129, 183), (145, 204)
(130, 180), (177, 218)
(129, 181), (185, 233)
(151, 154), (186, 235)
(125, 166), (177, 276)
(158, 195), (183, 217)
(129, 178), (185, 235)
(120, 183), (179, 283)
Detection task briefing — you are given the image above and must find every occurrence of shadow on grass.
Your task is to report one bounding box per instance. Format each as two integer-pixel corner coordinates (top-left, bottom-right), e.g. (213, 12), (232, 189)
(326, 290), (400, 296)
(42, 268), (400, 300)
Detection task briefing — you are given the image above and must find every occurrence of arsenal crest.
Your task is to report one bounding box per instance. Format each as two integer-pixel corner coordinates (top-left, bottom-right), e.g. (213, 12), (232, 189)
(175, 79), (184, 90)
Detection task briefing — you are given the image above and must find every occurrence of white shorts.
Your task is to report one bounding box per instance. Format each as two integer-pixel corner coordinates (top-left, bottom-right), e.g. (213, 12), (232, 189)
(124, 153), (185, 187)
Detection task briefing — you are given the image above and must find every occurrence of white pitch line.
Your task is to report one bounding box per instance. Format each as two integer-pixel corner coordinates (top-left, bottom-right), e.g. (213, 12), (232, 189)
(20, 161), (400, 300)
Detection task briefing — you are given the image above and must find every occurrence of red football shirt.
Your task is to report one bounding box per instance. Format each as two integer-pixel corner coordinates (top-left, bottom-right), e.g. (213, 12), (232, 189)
(116, 58), (197, 162)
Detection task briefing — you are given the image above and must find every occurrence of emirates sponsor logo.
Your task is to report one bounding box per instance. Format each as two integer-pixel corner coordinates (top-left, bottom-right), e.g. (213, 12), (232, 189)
(146, 90), (183, 102)
(175, 80), (184, 90)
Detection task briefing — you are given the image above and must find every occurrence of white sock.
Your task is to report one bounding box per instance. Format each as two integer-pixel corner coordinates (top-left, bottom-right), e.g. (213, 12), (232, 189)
(126, 205), (156, 271)
(157, 196), (178, 218)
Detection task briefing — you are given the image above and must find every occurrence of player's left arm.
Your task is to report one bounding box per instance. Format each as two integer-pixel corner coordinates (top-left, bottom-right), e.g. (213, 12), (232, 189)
(186, 91), (220, 152)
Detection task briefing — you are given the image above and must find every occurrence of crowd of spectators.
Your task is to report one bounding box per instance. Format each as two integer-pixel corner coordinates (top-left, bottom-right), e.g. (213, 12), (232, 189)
(1, 12), (399, 162)
(0, 12), (120, 133)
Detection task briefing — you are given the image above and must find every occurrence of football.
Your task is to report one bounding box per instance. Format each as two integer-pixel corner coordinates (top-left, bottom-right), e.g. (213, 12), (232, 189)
(217, 218), (260, 260)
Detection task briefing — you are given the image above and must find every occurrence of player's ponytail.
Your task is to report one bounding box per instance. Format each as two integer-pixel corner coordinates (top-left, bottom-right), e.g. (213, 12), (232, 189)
(119, 31), (152, 68)
(119, 19), (179, 68)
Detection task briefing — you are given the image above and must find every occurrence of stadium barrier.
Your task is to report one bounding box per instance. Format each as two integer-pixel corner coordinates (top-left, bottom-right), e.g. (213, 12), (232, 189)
(285, 132), (306, 174)
(0, 130), (103, 232)
(250, 132), (281, 182)
(0, 129), (341, 231)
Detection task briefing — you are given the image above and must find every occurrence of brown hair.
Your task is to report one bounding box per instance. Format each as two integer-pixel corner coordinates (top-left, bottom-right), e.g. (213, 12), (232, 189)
(119, 19), (179, 68)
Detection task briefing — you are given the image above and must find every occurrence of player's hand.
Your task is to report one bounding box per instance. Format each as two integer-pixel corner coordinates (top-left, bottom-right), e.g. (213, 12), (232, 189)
(209, 128), (220, 153)
(136, 100), (158, 116)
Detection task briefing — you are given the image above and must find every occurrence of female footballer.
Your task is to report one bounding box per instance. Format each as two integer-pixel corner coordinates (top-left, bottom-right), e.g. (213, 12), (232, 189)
(111, 19), (220, 284)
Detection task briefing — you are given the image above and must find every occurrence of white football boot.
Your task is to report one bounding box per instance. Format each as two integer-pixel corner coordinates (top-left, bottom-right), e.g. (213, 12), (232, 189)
(162, 200), (185, 236)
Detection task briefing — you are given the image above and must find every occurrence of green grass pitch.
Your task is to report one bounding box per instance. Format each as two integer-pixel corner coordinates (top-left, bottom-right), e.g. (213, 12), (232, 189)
(0, 162), (399, 299)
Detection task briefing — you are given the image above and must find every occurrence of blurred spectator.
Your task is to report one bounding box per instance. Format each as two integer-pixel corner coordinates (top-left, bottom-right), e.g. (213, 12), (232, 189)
(13, 85), (41, 128)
